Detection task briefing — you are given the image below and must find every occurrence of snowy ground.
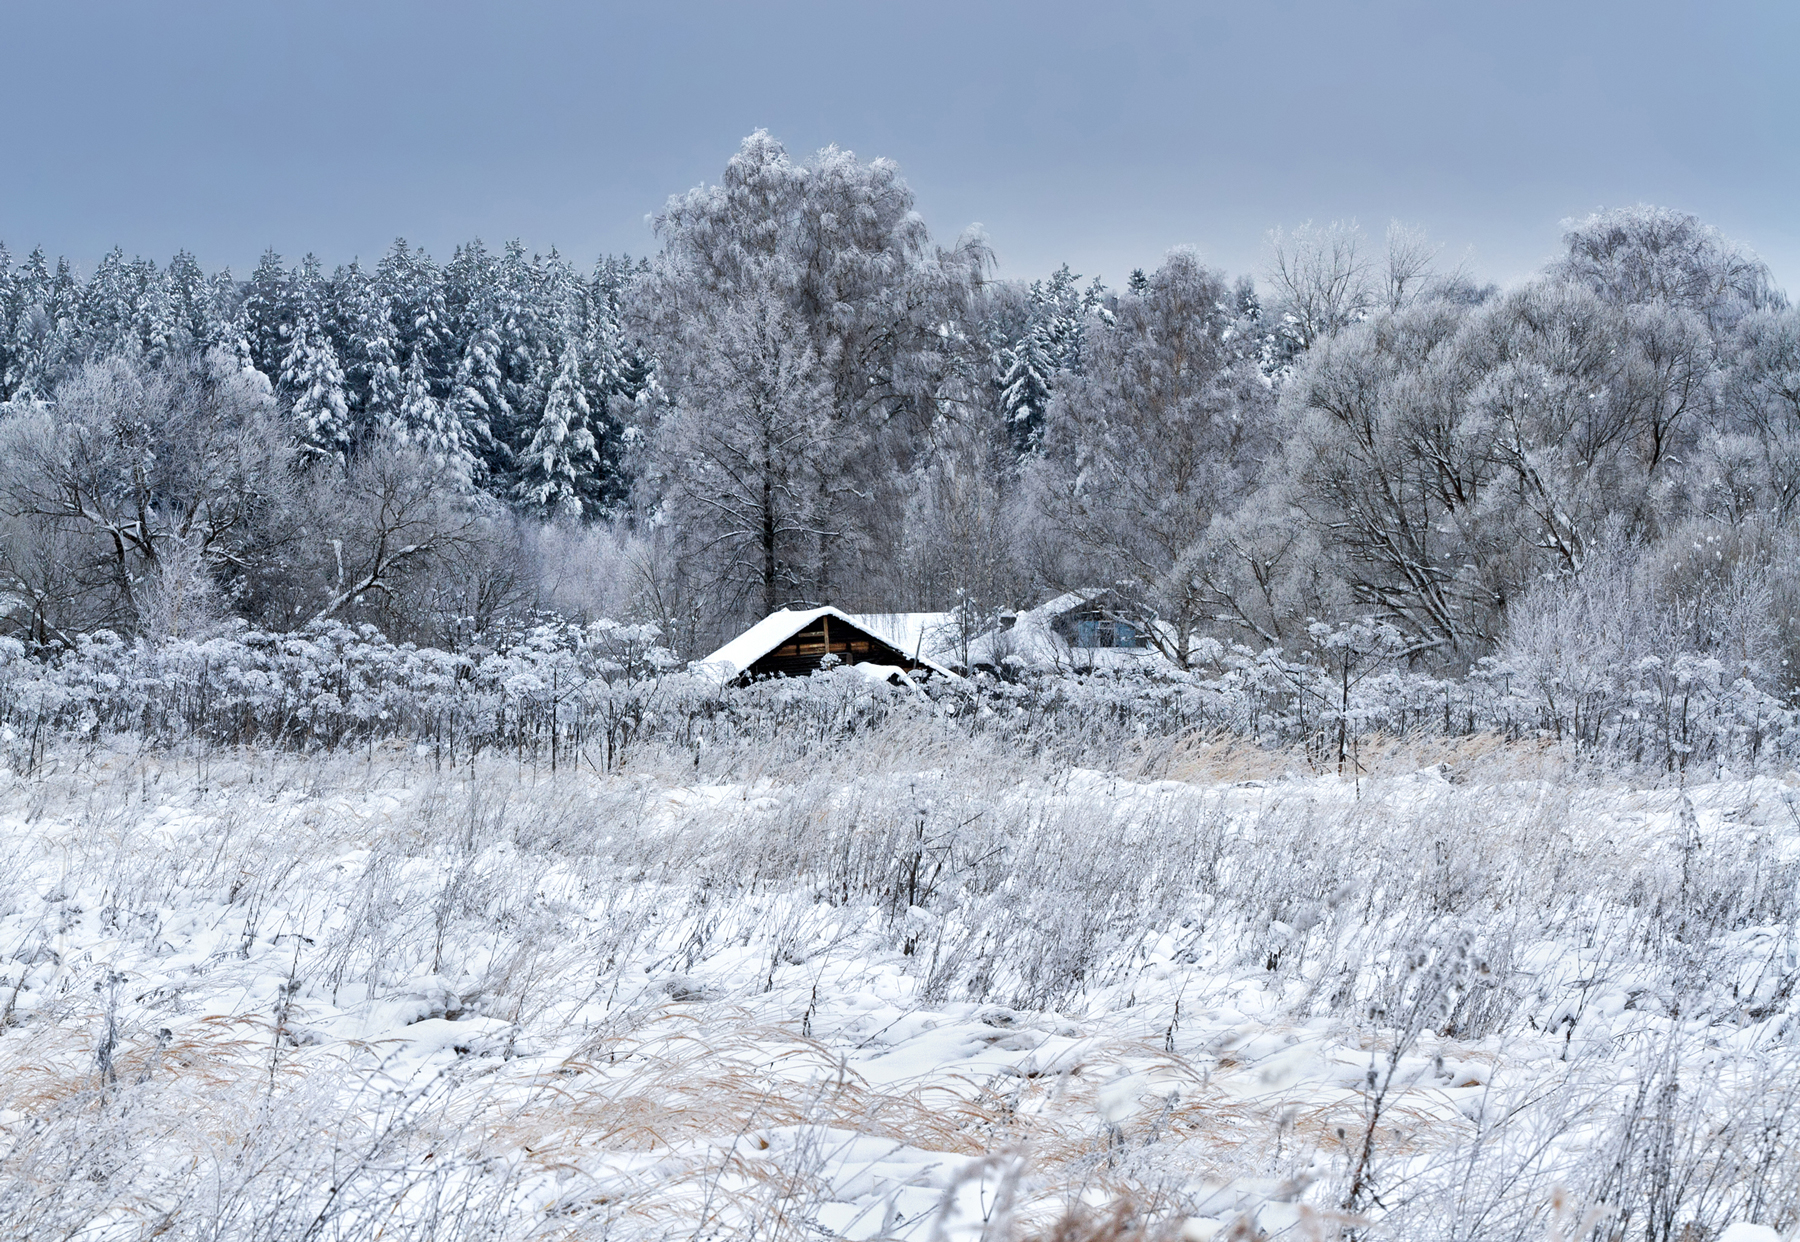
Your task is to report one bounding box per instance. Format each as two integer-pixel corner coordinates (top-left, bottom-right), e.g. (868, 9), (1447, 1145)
(1, 733), (1796, 1240)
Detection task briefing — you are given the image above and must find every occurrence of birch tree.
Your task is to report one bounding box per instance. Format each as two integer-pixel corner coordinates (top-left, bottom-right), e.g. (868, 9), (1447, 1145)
(1032, 249), (1275, 666)
(646, 285), (839, 624)
(637, 131), (987, 608)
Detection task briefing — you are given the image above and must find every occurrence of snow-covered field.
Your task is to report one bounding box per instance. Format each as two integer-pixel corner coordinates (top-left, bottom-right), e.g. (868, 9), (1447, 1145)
(1, 729), (1796, 1241)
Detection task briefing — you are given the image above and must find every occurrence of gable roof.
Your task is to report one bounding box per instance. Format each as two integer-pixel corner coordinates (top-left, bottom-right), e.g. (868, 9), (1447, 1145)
(844, 611), (959, 663)
(690, 607), (960, 684)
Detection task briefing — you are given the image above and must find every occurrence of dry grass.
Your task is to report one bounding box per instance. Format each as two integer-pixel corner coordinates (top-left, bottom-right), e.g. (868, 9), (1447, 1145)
(2, 733), (1798, 1239)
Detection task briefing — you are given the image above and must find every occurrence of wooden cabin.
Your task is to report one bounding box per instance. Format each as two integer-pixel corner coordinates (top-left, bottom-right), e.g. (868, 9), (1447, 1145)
(691, 607), (958, 686)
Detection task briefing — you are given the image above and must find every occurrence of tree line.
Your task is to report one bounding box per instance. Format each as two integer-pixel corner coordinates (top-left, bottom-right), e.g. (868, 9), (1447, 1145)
(2, 130), (1797, 700)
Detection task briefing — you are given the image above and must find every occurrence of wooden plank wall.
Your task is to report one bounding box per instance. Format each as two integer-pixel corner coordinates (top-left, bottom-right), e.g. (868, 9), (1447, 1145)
(744, 615), (928, 680)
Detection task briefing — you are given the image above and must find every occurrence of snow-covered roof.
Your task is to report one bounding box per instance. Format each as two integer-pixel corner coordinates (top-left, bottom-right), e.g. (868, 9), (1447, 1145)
(844, 612), (959, 663)
(689, 607), (960, 684)
(965, 589), (1174, 673)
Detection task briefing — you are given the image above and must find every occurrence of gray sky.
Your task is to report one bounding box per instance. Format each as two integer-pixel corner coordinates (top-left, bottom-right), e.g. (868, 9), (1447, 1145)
(3, 0), (1795, 294)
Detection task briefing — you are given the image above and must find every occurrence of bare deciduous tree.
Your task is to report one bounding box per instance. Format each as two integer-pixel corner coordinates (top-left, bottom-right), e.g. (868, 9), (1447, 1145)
(1265, 220), (1374, 351)
(1032, 250), (1275, 666)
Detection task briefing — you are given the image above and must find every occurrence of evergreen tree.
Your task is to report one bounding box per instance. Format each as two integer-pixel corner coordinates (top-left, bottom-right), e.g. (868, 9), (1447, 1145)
(165, 251), (212, 351)
(996, 265), (1105, 454)
(138, 256), (179, 366)
(206, 268), (254, 370)
(0, 243), (17, 400)
(283, 257), (352, 465)
(398, 343), (478, 484)
(446, 322), (507, 485)
(9, 253), (83, 398)
(514, 325), (597, 518)
(496, 240), (554, 440)
(336, 262), (401, 447)
(575, 261), (642, 512)
(998, 318), (1055, 453)
(81, 247), (143, 361)
(243, 249), (293, 381)
(443, 242), (507, 487)
(6, 249), (56, 399)
(377, 239), (451, 393)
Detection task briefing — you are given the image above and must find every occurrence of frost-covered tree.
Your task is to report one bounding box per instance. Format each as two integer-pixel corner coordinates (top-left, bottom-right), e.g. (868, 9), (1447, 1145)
(1258, 212), (1768, 659)
(647, 284), (840, 625)
(282, 259), (353, 467)
(639, 130), (987, 605)
(1555, 205), (1784, 334)
(1032, 249), (1276, 665)
(1264, 220), (1373, 356)
(514, 326), (598, 518)
(242, 248), (294, 381)
(1270, 297), (1490, 654)
(0, 350), (294, 635)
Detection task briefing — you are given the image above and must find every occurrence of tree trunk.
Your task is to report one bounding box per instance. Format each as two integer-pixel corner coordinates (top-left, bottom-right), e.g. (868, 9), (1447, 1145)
(761, 427), (777, 617)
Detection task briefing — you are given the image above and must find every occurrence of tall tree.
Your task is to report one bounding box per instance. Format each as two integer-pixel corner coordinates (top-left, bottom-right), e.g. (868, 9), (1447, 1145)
(282, 258), (352, 466)
(336, 261), (402, 447)
(646, 284), (839, 621)
(1033, 249), (1275, 665)
(514, 322), (599, 518)
(638, 130), (987, 608)
(242, 249), (293, 382)
(398, 342), (479, 484)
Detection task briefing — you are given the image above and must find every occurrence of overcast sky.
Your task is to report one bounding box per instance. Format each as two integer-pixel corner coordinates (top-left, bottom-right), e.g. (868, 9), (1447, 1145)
(3, 0), (1795, 293)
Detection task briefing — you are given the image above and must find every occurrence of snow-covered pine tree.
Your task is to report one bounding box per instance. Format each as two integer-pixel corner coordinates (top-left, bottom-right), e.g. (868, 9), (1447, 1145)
(377, 239), (451, 397)
(398, 343), (478, 485)
(282, 257), (353, 466)
(243, 249), (294, 383)
(443, 242), (508, 489)
(206, 268), (255, 371)
(1037, 264), (1089, 371)
(80, 247), (144, 362)
(0, 243), (17, 400)
(496, 240), (555, 446)
(337, 262), (402, 448)
(6, 249), (55, 400)
(138, 257), (181, 367)
(164, 251), (214, 354)
(998, 317), (1054, 453)
(996, 265), (1105, 454)
(8, 252), (81, 399)
(445, 329), (504, 480)
(574, 262), (641, 514)
(514, 322), (598, 518)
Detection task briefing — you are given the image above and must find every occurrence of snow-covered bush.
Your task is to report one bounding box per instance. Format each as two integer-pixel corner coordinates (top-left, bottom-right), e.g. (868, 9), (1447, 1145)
(3, 612), (1800, 779)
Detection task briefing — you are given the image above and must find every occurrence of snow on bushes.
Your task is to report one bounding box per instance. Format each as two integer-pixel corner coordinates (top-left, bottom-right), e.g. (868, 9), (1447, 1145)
(0, 616), (1796, 779)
